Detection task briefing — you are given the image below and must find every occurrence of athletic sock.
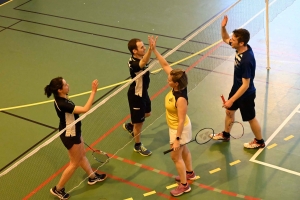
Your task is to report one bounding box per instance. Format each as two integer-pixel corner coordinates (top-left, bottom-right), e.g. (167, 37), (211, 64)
(134, 142), (141, 148)
(255, 138), (264, 144)
(222, 131), (230, 138)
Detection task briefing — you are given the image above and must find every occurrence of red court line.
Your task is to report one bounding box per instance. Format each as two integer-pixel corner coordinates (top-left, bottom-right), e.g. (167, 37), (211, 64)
(109, 154), (261, 200)
(23, 41), (243, 199)
(23, 163), (69, 200)
(94, 169), (177, 200)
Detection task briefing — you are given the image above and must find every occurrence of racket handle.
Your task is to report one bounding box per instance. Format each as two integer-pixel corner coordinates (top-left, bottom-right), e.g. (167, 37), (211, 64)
(163, 148), (173, 154)
(221, 95), (226, 104)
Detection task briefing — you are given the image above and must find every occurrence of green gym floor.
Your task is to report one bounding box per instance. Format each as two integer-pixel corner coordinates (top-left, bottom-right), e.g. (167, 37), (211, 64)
(1, 0), (300, 199)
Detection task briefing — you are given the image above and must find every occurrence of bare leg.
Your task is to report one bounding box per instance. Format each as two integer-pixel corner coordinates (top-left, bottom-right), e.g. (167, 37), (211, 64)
(171, 146), (187, 184)
(249, 117), (263, 140)
(181, 145), (193, 172)
(133, 122), (143, 143)
(79, 138), (96, 178)
(56, 144), (83, 190)
(224, 109), (236, 133)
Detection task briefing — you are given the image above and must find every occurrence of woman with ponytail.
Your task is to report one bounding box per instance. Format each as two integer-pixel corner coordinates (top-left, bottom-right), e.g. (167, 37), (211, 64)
(44, 77), (107, 200)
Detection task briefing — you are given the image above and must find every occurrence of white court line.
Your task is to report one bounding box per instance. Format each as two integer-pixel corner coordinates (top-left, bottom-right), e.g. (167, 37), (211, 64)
(249, 103), (300, 176)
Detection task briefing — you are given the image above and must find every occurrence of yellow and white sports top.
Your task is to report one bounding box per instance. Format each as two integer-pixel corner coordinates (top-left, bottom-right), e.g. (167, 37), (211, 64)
(165, 88), (190, 129)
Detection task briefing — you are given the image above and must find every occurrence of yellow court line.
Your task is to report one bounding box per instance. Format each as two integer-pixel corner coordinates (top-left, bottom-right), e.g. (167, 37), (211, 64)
(143, 191), (156, 196)
(284, 135), (294, 141)
(166, 183), (178, 189)
(267, 143), (277, 149)
(229, 160), (241, 166)
(0, 80), (130, 111)
(0, 0), (13, 7)
(0, 39), (223, 111)
(209, 168), (221, 174)
(124, 198), (133, 200)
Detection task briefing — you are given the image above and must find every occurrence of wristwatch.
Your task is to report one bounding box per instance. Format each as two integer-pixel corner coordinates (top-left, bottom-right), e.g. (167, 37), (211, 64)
(176, 136), (181, 141)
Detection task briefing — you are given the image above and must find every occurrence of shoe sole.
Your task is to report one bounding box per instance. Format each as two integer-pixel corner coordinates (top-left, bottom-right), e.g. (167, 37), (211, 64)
(122, 124), (134, 137)
(133, 148), (152, 156)
(50, 188), (69, 200)
(88, 174), (108, 185)
(171, 187), (191, 197)
(175, 176), (197, 182)
(244, 145), (265, 149)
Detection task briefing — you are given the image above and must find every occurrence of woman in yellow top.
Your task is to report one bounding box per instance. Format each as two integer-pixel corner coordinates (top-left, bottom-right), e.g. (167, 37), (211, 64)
(150, 36), (196, 197)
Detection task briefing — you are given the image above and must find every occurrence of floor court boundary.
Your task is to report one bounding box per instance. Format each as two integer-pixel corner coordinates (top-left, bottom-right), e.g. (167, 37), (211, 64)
(249, 103), (300, 176)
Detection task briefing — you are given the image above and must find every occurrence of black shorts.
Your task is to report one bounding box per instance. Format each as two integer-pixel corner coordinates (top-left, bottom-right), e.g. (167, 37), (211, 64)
(127, 89), (151, 124)
(228, 92), (256, 121)
(60, 132), (81, 150)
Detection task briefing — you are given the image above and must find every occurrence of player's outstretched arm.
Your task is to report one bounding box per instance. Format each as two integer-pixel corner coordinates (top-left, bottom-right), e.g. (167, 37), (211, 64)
(150, 36), (172, 75)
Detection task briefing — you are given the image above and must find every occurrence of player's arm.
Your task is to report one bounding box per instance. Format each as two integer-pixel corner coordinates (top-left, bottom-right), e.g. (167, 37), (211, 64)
(174, 98), (188, 147)
(150, 36), (172, 74)
(73, 80), (98, 114)
(139, 36), (152, 68)
(229, 78), (250, 103)
(221, 15), (230, 44)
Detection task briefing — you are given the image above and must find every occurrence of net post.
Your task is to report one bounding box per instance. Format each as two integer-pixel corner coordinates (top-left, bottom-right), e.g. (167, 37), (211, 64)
(265, 0), (270, 70)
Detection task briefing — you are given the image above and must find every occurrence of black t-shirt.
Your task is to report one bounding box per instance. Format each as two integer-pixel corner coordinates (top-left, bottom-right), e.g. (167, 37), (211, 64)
(54, 96), (81, 137)
(128, 56), (150, 97)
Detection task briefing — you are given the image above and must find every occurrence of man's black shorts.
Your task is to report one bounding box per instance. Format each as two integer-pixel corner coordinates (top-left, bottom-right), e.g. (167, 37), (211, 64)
(228, 92), (256, 121)
(127, 89), (151, 124)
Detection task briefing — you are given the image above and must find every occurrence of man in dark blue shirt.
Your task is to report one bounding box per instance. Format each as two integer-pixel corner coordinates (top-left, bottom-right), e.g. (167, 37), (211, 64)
(211, 15), (265, 149)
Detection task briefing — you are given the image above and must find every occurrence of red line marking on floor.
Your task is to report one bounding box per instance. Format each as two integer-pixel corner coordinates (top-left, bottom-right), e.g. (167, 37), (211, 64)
(94, 169), (177, 200)
(221, 190), (239, 197)
(23, 163), (69, 200)
(110, 154), (261, 200)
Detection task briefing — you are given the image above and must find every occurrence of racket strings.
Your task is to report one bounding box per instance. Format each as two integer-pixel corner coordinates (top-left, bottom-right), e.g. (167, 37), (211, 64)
(195, 128), (214, 144)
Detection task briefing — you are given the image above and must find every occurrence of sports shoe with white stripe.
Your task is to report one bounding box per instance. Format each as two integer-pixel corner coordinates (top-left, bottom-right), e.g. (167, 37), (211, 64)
(50, 186), (70, 200)
(134, 144), (152, 156)
(244, 138), (265, 149)
(88, 173), (107, 185)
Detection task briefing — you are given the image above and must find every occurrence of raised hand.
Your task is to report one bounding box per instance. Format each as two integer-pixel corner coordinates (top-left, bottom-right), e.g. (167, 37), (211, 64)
(91, 79), (99, 93)
(221, 15), (228, 27)
(148, 35), (158, 50)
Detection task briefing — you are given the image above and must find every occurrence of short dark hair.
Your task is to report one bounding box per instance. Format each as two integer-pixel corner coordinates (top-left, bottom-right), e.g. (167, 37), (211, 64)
(128, 38), (141, 55)
(232, 28), (250, 46)
(44, 77), (63, 98)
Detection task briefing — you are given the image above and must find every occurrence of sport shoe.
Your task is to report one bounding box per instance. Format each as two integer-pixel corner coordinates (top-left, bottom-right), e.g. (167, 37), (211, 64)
(170, 183), (191, 197)
(210, 132), (230, 141)
(50, 186), (70, 200)
(175, 171), (196, 182)
(123, 123), (134, 137)
(134, 144), (152, 156)
(88, 173), (107, 185)
(244, 138), (265, 149)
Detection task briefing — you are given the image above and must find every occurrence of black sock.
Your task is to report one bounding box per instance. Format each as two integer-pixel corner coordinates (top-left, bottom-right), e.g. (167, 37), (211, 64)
(181, 183), (187, 186)
(222, 131), (230, 137)
(186, 171), (193, 174)
(135, 142), (141, 148)
(255, 138), (264, 144)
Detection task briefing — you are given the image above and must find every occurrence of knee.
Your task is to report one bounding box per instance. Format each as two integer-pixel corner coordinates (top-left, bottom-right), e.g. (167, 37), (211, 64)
(170, 154), (180, 163)
(226, 110), (234, 118)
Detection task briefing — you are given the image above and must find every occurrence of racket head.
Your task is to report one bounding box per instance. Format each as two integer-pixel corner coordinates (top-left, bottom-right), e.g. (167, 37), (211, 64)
(229, 121), (244, 139)
(195, 128), (214, 144)
(92, 150), (109, 163)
